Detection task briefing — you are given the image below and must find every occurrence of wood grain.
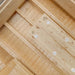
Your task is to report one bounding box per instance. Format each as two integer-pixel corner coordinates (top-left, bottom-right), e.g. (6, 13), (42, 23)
(53, 0), (75, 19)
(31, 0), (75, 39)
(0, 0), (75, 75)
(0, 0), (25, 28)
(0, 59), (34, 75)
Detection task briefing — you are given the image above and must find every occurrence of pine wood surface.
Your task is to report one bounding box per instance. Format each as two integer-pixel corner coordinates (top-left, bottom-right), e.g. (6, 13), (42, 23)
(0, 0), (75, 75)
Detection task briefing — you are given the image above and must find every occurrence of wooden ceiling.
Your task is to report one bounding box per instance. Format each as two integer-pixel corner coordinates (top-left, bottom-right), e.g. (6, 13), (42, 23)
(0, 0), (75, 75)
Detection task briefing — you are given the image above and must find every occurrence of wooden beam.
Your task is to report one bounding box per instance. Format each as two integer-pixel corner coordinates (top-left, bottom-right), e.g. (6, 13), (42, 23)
(0, 59), (34, 75)
(30, 0), (75, 40)
(53, 0), (75, 19)
(0, 0), (25, 28)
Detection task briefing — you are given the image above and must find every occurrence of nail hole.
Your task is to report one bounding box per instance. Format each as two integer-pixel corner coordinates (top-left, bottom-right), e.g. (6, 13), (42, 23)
(36, 26), (40, 29)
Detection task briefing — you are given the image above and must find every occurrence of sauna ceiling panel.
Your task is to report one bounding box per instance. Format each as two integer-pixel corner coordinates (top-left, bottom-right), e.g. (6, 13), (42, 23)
(0, 0), (75, 75)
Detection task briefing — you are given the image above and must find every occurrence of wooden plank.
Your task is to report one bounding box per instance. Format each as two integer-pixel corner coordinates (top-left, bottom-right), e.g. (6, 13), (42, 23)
(25, 25), (75, 75)
(7, 11), (75, 75)
(0, 46), (13, 64)
(0, 0), (25, 28)
(53, 0), (75, 19)
(7, 14), (75, 74)
(30, 0), (75, 39)
(0, 0), (75, 74)
(0, 59), (16, 75)
(0, 0), (9, 9)
(0, 25), (66, 74)
(3, 23), (66, 75)
(0, 46), (13, 71)
(0, 0), (6, 5)
(37, 14), (75, 57)
(0, 0), (3, 4)
(16, 1), (75, 57)
(17, 1), (43, 26)
(0, 59), (33, 75)
(7, 2), (75, 74)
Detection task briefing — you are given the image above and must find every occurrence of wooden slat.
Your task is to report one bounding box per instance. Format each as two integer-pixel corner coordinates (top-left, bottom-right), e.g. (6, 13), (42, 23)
(0, 46), (13, 64)
(0, 0), (4, 4)
(0, 46), (13, 71)
(17, 1), (43, 26)
(7, 1), (75, 74)
(0, 0), (75, 75)
(7, 11), (75, 75)
(0, 26), (65, 75)
(25, 26), (75, 75)
(0, 0), (9, 9)
(16, 1), (75, 57)
(37, 14), (75, 57)
(53, 0), (75, 19)
(30, 0), (75, 39)
(0, 59), (33, 75)
(0, 0), (25, 27)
